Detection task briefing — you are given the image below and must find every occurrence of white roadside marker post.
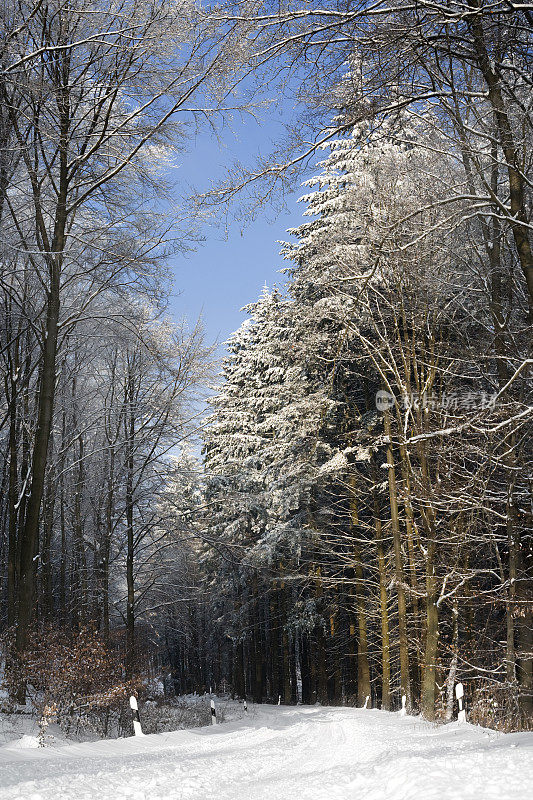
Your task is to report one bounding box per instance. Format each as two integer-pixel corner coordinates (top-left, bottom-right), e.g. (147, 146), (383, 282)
(243, 699), (248, 713)
(129, 696), (144, 736)
(278, 695), (281, 705)
(400, 694), (407, 716)
(455, 682), (466, 722)
(211, 698), (217, 725)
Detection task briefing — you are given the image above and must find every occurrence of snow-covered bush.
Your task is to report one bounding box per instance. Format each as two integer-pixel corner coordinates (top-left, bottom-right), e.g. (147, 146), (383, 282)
(139, 696), (225, 733)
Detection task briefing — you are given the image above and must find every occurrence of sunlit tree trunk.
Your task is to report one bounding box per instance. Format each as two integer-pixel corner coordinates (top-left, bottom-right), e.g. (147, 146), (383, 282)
(383, 407), (411, 709)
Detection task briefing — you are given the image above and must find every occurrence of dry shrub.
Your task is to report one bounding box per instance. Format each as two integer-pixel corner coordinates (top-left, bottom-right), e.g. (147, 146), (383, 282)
(22, 625), (141, 738)
(468, 681), (531, 732)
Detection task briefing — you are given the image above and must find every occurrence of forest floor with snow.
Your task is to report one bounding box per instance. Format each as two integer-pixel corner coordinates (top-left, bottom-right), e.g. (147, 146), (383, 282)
(1, 704), (532, 800)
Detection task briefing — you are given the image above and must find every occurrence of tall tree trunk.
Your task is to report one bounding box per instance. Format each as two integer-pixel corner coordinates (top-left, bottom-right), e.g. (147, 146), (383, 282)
(125, 382), (136, 679)
(314, 567), (328, 704)
(399, 444), (421, 698)
(516, 527), (533, 720)
(383, 408), (411, 709)
(41, 464), (55, 618)
(421, 532), (439, 720)
(445, 597), (459, 721)
(316, 625), (328, 705)
(416, 423), (439, 721)
(353, 559), (371, 707)
(279, 571), (292, 703)
(73, 431), (88, 623)
(328, 608), (342, 703)
(7, 376), (18, 628)
(468, 3), (533, 310)
(290, 631), (298, 704)
(348, 477), (371, 706)
(300, 634), (311, 705)
(102, 445), (115, 642)
(234, 637), (245, 699)
(13, 51), (70, 694)
(346, 611), (358, 699)
(269, 592), (280, 702)
(371, 467), (391, 710)
(15, 269), (60, 700)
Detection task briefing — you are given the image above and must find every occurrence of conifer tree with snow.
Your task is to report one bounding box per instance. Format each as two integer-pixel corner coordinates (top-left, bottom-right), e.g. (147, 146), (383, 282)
(200, 98), (531, 723)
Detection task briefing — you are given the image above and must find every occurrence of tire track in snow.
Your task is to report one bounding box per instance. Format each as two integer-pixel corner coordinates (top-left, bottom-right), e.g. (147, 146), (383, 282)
(0, 706), (531, 800)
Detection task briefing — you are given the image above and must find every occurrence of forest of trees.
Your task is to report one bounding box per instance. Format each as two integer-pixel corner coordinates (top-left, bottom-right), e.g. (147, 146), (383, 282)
(1, 1), (531, 732)
(201, 117), (532, 725)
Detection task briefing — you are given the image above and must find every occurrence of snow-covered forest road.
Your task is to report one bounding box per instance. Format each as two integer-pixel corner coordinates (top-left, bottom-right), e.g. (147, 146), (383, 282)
(1, 706), (532, 800)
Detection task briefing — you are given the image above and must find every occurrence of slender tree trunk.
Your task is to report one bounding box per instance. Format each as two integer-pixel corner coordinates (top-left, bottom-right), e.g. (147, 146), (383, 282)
(314, 567), (328, 704)
(353, 558), (371, 706)
(279, 575), (292, 703)
(73, 432), (88, 623)
(316, 625), (328, 705)
(328, 608), (342, 703)
(416, 423), (439, 721)
(102, 445), (115, 642)
(15, 268), (60, 700)
(372, 469), (391, 710)
(309, 634), (317, 704)
(468, 3), (533, 309)
(269, 592), (280, 702)
(399, 444), (421, 698)
(348, 478), (371, 706)
(290, 632), (298, 704)
(250, 577), (263, 703)
(41, 465), (55, 618)
(505, 492), (518, 694)
(125, 384), (136, 679)
(421, 533), (439, 720)
(516, 527), (533, 720)
(59, 460), (67, 621)
(253, 625), (263, 704)
(300, 634), (311, 705)
(7, 378), (18, 628)
(445, 598), (459, 721)
(383, 408), (411, 709)
(13, 53), (70, 695)
(346, 611), (358, 699)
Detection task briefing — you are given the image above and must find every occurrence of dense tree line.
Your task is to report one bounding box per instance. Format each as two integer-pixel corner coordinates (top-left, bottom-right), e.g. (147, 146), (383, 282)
(0, 0), (246, 704)
(0, 0), (530, 735)
(199, 84), (532, 725)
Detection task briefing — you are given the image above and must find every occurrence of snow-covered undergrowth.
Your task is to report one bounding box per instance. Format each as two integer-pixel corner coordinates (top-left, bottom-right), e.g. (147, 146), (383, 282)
(0, 694), (246, 750)
(0, 704), (531, 800)
(139, 694), (246, 734)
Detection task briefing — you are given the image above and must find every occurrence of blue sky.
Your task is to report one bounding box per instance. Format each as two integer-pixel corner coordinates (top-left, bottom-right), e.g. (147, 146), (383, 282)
(166, 108), (307, 356)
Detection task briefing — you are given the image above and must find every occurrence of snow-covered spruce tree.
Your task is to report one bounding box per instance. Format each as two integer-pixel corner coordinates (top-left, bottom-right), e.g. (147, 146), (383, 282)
(198, 99), (530, 723)
(203, 287), (305, 702)
(282, 119), (460, 719)
(259, 117), (434, 711)
(280, 103), (532, 723)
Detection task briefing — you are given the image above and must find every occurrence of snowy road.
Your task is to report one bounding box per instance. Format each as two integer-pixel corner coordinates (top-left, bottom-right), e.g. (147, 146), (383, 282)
(0, 705), (532, 800)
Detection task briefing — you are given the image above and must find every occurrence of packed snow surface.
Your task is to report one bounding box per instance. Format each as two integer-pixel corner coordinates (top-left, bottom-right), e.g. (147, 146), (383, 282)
(1, 705), (532, 800)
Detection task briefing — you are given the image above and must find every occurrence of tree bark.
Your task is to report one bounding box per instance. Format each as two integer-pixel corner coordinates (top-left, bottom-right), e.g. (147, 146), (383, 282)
(468, 3), (533, 310)
(384, 408), (411, 709)
(125, 374), (136, 679)
(371, 466), (391, 710)
(15, 269), (60, 698)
